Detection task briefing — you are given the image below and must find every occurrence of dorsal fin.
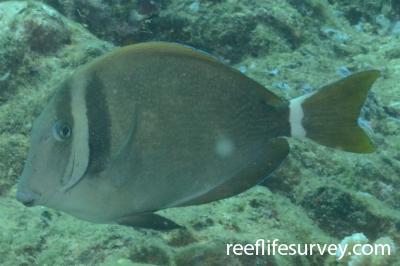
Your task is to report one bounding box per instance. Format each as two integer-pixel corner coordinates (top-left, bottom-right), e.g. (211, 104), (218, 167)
(88, 41), (285, 107)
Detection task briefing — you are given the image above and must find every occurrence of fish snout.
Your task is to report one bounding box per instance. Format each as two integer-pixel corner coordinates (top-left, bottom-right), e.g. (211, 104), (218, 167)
(16, 187), (40, 207)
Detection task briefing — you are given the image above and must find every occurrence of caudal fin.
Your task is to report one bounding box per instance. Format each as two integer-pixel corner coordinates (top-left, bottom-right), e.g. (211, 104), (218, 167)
(289, 70), (380, 153)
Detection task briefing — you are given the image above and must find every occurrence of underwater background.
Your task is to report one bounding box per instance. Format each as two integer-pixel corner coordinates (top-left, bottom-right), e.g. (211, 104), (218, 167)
(0, 0), (399, 265)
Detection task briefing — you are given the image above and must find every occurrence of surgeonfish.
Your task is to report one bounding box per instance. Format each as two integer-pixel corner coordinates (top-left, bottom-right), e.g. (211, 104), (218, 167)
(16, 42), (380, 229)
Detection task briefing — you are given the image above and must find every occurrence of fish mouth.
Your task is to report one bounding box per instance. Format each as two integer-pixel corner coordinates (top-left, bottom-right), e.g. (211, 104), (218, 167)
(16, 186), (41, 207)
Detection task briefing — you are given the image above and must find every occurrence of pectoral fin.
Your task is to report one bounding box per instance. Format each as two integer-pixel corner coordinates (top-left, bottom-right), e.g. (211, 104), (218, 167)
(117, 213), (183, 230)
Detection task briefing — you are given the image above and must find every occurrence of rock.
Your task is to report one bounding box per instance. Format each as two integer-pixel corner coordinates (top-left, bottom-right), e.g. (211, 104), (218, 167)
(41, 0), (312, 62)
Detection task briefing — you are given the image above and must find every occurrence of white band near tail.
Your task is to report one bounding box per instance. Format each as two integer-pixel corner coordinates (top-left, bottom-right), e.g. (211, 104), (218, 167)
(288, 71), (379, 153)
(289, 94), (310, 139)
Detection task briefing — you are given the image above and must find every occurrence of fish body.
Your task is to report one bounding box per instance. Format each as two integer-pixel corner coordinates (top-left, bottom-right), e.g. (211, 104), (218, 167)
(16, 42), (379, 229)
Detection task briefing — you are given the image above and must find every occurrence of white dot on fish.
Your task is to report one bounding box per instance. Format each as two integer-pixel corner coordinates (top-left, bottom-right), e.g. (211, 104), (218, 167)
(215, 136), (234, 158)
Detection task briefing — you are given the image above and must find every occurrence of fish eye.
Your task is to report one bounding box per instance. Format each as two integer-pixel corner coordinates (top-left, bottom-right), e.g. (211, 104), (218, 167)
(52, 121), (72, 141)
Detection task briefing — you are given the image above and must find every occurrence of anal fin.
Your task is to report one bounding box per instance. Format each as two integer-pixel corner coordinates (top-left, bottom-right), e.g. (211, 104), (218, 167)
(117, 213), (183, 230)
(182, 137), (290, 206)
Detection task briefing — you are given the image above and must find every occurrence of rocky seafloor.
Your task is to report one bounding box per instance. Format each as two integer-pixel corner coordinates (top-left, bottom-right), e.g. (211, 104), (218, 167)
(0, 0), (399, 265)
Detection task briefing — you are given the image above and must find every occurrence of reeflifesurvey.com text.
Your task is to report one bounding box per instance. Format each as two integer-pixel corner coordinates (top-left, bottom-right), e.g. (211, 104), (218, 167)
(226, 239), (392, 261)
